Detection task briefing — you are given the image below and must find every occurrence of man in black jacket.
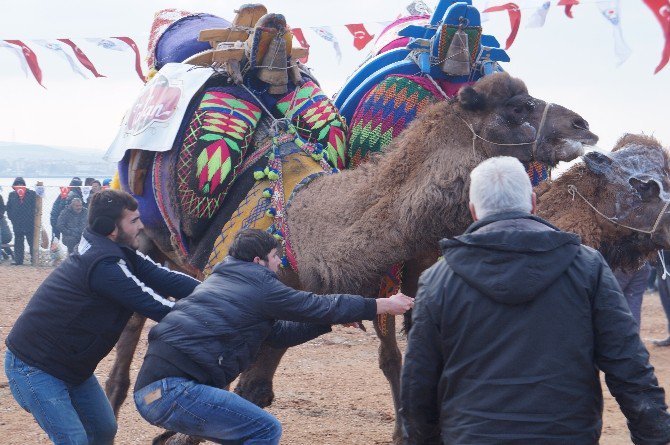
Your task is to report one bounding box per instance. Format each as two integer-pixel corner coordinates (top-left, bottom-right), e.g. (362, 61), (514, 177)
(6, 176), (36, 265)
(5, 189), (201, 445)
(400, 156), (670, 445)
(133, 228), (415, 444)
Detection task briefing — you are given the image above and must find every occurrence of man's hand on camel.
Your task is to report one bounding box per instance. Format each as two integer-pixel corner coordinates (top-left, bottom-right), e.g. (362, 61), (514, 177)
(377, 292), (415, 315)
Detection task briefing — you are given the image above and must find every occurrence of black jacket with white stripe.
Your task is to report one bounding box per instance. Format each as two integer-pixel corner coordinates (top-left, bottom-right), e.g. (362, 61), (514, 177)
(5, 229), (200, 385)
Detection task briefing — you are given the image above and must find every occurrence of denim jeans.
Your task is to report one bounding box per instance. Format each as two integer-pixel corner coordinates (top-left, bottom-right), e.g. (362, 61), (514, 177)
(614, 262), (652, 330)
(4, 349), (117, 445)
(134, 378), (282, 444)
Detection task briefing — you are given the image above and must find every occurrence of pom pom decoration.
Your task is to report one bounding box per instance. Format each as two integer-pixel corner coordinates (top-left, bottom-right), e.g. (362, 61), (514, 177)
(253, 168), (266, 180)
(262, 187), (273, 199)
(264, 166), (271, 176)
(280, 256), (289, 268)
(267, 169), (279, 181)
(266, 207), (277, 218)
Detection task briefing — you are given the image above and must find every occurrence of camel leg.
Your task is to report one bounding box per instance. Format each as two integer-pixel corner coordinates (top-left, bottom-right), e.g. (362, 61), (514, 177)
(373, 314), (403, 444)
(234, 343), (287, 407)
(105, 312), (147, 416)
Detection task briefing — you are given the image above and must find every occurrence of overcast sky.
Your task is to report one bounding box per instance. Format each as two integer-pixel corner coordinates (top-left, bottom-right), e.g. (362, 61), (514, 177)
(0, 0), (668, 154)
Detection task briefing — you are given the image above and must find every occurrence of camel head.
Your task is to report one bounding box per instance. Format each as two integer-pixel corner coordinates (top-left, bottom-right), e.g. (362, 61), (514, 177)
(580, 137), (670, 250)
(456, 72), (598, 166)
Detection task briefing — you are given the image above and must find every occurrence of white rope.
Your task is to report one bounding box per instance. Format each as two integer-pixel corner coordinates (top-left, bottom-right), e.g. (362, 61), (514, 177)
(567, 184), (670, 236)
(659, 250), (669, 280)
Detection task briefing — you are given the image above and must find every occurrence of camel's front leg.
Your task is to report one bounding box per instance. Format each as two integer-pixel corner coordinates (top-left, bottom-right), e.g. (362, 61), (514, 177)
(234, 343), (287, 407)
(105, 312), (147, 416)
(373, 313), (403, 444)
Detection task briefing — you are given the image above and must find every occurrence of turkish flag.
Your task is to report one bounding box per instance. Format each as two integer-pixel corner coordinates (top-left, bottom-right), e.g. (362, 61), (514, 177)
(291, 27), (310, 63)
(12, 186), (26, 202)
(345, 24), (374, 50)
(57, 39), (105, 78)
(482, 3), (521, 50)
(4, 40), (44, 88)
(643, 0), (670, 73)
(557, 0), (580, 18)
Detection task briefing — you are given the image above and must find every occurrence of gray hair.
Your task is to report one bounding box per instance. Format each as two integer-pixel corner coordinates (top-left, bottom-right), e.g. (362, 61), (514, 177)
(469, 156), (533, 219)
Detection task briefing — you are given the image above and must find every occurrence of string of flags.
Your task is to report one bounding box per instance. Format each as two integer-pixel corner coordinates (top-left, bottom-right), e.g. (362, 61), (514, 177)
(1, 0), (668, 88)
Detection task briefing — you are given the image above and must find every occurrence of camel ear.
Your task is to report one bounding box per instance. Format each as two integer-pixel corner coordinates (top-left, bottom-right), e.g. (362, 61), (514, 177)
(583, 151), (613, 175)
(458, 86), (486, 111)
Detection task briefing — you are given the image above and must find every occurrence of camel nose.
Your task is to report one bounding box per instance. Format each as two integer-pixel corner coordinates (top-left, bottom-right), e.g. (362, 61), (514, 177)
(572, 118), (589, 131)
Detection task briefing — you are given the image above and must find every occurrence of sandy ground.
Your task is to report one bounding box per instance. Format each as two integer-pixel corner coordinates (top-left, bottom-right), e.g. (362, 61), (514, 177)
(2, 264), (670, 444)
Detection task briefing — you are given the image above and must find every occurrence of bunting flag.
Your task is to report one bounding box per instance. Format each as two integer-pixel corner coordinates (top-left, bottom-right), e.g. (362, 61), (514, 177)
(312, 26), (342, 63)
(345, 24), (375, 50)
(81, 186), (92, 203)
(3, 40), (44, 88)
(291, 27), (310, 63)
(57, 38), (105, 78)
(112, 37), (145, 81)
(643, 0), (670, 74)
(405, 0), (432, 16)
(596, 1), (632, 66)
(558, 0), (580, 18)
(0, 40), (29, 78)
(482, 3), (521, 50)
(527, 1), (551, 28)
(34, 39), (90, 78)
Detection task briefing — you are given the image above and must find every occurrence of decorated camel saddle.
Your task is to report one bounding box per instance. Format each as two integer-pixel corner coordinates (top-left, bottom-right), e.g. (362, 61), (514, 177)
(105, 4), (346, 275)
(334, 0), (550, 183)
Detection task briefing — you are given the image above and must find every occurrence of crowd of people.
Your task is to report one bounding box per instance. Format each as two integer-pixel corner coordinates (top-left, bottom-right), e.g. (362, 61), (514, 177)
(0, 176), (110, 265)
(3, 157), (670, 445)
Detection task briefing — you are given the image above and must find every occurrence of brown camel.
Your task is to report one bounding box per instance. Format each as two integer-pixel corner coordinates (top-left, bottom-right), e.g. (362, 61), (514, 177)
(106, 72), (598, 444)
(537, 134), (670, 271)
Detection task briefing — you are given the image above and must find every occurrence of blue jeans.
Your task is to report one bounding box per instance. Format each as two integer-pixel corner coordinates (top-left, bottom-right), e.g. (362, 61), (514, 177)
(4, 349), (117, 445)
(614, 263), (652, 330)
(134, 378), (282, 444)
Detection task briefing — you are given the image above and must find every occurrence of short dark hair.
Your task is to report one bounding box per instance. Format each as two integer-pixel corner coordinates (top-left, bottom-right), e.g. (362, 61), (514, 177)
(91, 179), (102, 187)
(88, 189), (138, 236)
(228, 228), (280, 262)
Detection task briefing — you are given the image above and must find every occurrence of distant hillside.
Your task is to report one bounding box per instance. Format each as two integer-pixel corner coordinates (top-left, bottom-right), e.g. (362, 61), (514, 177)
(0, 142), (115, 177)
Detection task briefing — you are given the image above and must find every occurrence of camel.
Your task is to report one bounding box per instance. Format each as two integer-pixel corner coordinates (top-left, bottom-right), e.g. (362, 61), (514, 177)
(106, 72), (598, 444)
(537, 134), (670, 271)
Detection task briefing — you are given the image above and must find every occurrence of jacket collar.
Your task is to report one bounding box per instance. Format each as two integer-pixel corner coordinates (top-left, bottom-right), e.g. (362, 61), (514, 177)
(465, 211), (560, 235)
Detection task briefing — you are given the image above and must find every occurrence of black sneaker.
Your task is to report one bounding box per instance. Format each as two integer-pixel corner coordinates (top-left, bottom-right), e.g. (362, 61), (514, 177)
(653, 336), (670, 347)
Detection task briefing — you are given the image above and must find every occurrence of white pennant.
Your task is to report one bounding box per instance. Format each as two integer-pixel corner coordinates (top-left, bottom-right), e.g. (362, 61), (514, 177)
(0, 41), (29, 78)
(596, 0), (632, 66)
(81, 186), (92, 203)
(527, 1), (551, 28)
(33, 39), (89, 78)
(311, 27), (342, 64)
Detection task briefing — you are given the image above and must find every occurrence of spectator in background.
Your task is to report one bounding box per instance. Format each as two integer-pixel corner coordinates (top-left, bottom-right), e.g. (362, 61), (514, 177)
(613, 263), (652, 331)
(102, 178), (112, 189)
(57, 198), (88, 254)
(90, 179), (102, 197)
(6, 177), (36, 265)
(0, 194), (11, 262)
(50, 177), (83, 240)
(66, 177), (84, 203)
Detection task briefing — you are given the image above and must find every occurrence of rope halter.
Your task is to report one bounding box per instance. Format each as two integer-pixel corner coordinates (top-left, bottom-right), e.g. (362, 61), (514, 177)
(456, 102), (553, 161)
(567, 184), (670, 236)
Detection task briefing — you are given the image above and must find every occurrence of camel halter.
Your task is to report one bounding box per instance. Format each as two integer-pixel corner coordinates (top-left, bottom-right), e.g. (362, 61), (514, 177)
(456, 102), (552, 160)
(567, 184), (670, 236)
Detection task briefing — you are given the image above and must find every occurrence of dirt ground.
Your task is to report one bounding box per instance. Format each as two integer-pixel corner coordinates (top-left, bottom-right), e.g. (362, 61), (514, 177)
(2, 264), (670, 444)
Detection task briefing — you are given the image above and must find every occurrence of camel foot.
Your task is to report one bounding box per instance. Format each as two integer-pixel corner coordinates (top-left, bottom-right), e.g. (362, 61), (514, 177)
(234, 379), (275, 408)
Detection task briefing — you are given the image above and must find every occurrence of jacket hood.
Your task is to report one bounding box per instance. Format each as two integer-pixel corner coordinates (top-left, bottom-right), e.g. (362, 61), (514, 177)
(441, 212), (581, 305)
(212, 256), (277, 280)
(12, 177), (26, 186)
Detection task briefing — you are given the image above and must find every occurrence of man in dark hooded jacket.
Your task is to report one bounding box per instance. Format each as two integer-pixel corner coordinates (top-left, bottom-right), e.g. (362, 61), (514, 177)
(400, 156), (670, 445)
(51, 177), (83, 239)
(6, 177), (36, 265)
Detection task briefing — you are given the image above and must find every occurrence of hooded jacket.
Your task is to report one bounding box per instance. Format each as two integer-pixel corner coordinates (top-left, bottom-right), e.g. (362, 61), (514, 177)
(401, 212), (670, 445)
(135, 256), (378, 390)
(6, 177), (36, 231)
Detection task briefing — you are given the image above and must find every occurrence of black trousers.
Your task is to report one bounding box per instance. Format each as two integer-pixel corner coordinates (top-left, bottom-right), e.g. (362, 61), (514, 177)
(13, 228), (35, 265)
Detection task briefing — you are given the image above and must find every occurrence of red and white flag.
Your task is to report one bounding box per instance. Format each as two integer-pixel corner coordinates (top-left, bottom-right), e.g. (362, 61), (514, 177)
(558, 0), (580, 19)
(291, 27), (310, 63)
(34, 39), (89, 78)
(596, 1), (632, 66)
(58, 39), (105, 78)
(527, 1), (551, 28)
(3, 40), (44, 88)
(482, 3), (521, 50)
(87, 37), (145, 81)
(643, 0), (670, 73)
(345, 24), (375, 50)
